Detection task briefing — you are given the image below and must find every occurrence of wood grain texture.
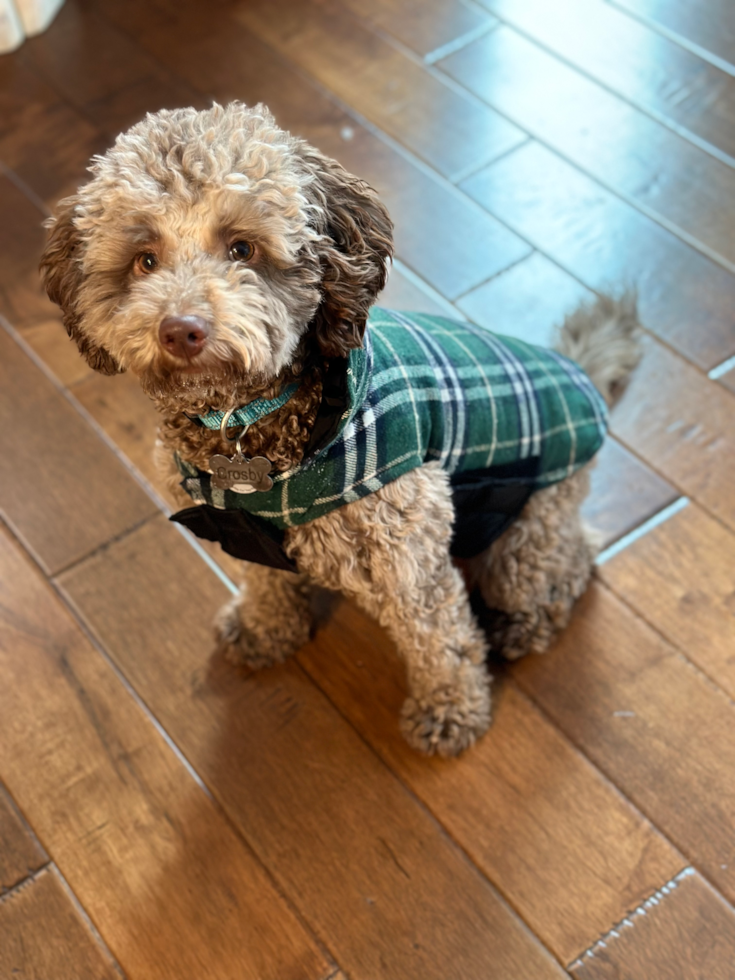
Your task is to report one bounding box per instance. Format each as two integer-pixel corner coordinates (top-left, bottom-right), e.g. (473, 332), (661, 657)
(582, 438), (678, 550)
(718, 366), (735, 395)
(610, 334), (735, 530)
(570, 869), (735, 979)
(0, 328), (157, 574)
(513, 583), (735, 905)
(599, 503), (735, 700)
(4, 3), (735, 975)
(297, 602), (683, 964)
(0, 267), (60, 333)
(482, 0), (735, 162)
(379, 265), (461, 318)
(118, 0), (531, 300)
(0, 50), (106, 205)
(25, 0), (207, 140)
(0, 868), (119, 980)
(20, 319), (95, 388)
(0, 174), (69, 331)
(612, 0), (735, 69)
(336, 0), (496, 58)
(232, 0), (525, 181)
(440, 26), (735, 267)
(0, 175), (47, 322)
(70, 371), (163, 494)
(0, 523), (328, 980)
(0, 785), (47, 893)
(70, 369), (246, 583)
(59, 516), (567, 980)
(455, 251), (591, 345)
(460, 141), (735, 370)
(326, 126), (532, 300)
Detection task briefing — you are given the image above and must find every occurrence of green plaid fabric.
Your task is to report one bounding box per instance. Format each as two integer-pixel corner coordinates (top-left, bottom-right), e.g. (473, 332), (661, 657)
(176, 308), (608, 529)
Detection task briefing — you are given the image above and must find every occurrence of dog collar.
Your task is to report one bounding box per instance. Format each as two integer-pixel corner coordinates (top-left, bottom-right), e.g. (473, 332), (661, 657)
(194, 382), (301, 430)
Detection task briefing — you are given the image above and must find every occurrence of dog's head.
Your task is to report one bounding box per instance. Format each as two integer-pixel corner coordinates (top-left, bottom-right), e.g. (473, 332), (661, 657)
(40, 102), (393, 400)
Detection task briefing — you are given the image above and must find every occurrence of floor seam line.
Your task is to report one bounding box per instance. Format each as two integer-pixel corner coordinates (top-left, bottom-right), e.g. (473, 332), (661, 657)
(0, 864), (52, 902)
(567, 867), (695, 969)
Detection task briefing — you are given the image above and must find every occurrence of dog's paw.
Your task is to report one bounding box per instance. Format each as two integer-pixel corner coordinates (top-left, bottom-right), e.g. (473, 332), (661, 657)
(400, 674), (491, 757)
(213, 596), (310, 669)
(488, 604), (570, 660)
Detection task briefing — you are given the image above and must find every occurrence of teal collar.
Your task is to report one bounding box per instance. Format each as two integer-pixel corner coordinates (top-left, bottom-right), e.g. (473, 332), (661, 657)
(196, 381), (301, 430)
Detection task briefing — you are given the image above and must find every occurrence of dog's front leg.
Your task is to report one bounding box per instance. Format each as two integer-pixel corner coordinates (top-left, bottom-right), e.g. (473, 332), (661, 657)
(287, 464), (492, 756)
(215, 564), (314, 669)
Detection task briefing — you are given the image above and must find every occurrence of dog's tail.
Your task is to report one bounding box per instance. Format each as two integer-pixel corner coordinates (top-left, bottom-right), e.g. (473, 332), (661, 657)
(554, 291), (642, 407)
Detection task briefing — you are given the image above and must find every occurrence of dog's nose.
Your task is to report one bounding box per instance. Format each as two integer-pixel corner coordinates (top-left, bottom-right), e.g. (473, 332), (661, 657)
(159, 315), (211, 359)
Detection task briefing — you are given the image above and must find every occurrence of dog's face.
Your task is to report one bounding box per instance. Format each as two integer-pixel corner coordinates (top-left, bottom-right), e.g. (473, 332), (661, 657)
(40, 103), (393, 401)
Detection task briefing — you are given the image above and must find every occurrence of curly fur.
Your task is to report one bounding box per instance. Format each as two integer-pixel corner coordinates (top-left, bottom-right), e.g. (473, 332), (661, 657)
(41, 102), (640, 757)
(40, 102), (392, 471)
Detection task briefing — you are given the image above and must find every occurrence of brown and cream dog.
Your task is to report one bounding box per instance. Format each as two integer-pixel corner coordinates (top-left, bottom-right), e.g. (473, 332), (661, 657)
(40, 102), (639, 756)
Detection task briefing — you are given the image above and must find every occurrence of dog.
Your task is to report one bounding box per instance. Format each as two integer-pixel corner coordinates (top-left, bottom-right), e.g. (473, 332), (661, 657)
(40, 102), (640, 757)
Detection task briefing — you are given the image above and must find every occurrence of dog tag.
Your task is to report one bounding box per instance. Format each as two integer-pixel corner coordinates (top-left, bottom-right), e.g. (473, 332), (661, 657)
(209, 453), (273, 493)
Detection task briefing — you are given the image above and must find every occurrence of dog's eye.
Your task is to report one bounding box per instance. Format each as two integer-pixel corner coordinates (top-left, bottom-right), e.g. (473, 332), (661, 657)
(229, 240), (255, 262)
(136, 252), (158, 274)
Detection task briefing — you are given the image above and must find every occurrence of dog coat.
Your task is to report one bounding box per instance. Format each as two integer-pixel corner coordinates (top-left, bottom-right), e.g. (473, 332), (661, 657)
(171, 308), (608, 571)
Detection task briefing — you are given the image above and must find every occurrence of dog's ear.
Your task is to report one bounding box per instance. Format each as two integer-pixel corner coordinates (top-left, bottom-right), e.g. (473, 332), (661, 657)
(40, 196), (122, 375)
(300, 148), (394, 358)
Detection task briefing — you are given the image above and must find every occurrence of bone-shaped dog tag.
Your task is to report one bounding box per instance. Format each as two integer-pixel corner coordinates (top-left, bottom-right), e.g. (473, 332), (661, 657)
(209, 453), (273, 493)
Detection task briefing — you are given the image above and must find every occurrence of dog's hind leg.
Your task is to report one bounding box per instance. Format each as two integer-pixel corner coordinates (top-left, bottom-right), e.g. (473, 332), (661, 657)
(474, 468), (598, 660)
(286, 463), (492, 756)
(215, 565), (315, 669)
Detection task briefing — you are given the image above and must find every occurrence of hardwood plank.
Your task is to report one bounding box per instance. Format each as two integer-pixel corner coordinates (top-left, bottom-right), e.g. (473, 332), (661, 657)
(613, 0), (735, 70)
(0, 50), (107, 205)
(0, 523), (328, 980)
(599, 503), (735, 700)
(318, 126), (532, 301)
(379, 265), (461, 318)
(0, 172), (71, 332)
(0, 785), (47, 893)
(439, 26), (735, 267)
(460, 141), (735, 370)
(232, 0), (526, 182)
(298, 602), (683, 964)
(0, 269), (60, 331)
(20, 319), (95, 388)
(105, 0), (531, 300)
(718, 365), (735, 395)
(583, 438), (678, 550)
(481, 0), (735, 162)
(70, 373), (243, 584)
(69, 369), (246, 582)
(0, 868), (118, 980)
(570, 869), (735, 979)
(71, 371), (162, 494)
(455, 251), (592, 346)
(335, 0), (496, 59)
(25, 0), (207, 140)
(513, 582), (735, 905)
(609, 334), (735, 530)
(0, 175), (46, 307)
(59, 516), (567, 980)
(0, 327), (157, 575)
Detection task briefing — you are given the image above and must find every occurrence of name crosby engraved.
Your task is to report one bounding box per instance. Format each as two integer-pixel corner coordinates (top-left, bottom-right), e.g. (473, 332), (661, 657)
(215, 462), (262, 482)
(209, 453), (274, 493)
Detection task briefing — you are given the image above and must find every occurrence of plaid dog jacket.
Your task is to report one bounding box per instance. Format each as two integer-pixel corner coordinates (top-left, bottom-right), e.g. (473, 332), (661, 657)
(171, 308), (608, 570)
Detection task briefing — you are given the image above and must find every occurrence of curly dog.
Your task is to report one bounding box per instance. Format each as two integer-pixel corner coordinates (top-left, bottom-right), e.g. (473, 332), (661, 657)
(41, 103), (640, 756)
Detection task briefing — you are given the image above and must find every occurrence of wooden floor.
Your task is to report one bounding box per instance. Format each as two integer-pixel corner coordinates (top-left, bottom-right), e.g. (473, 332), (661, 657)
(1, 0), (735, 976)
